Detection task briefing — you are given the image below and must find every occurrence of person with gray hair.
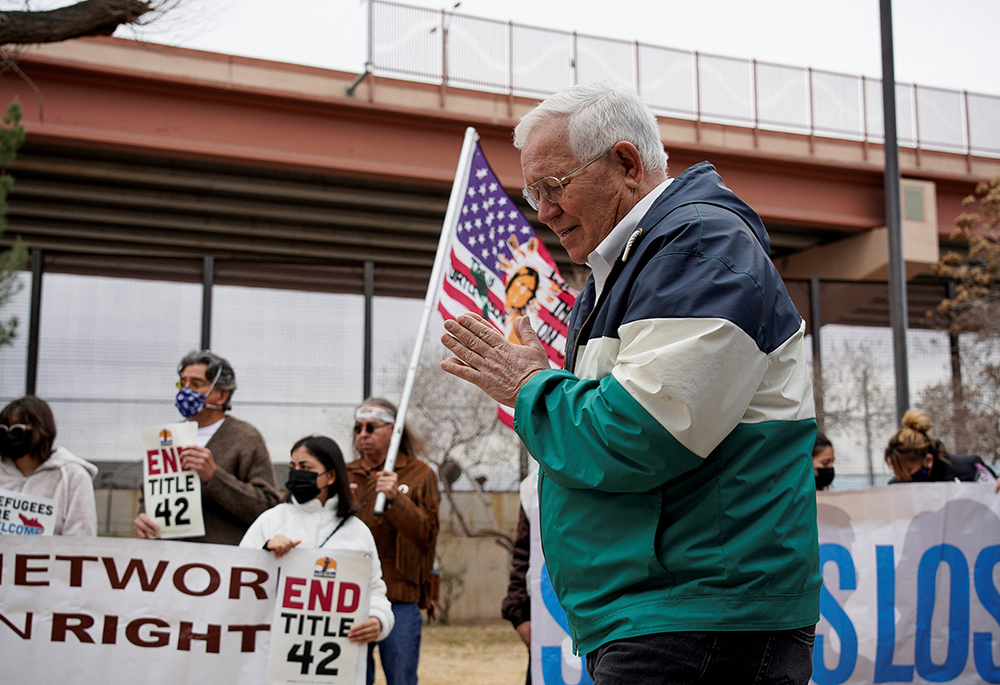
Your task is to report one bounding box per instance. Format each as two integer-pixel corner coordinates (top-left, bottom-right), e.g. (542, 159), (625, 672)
(133, 349), (280, 545)
(441, 82), (820, 683)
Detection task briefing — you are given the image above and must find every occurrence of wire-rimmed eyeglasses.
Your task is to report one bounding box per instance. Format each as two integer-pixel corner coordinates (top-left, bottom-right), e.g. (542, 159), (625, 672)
(522, 149), (611, 211)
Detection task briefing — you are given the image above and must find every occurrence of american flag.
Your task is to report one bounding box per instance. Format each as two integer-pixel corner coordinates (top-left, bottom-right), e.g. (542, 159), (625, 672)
(437, 138), (577, 427)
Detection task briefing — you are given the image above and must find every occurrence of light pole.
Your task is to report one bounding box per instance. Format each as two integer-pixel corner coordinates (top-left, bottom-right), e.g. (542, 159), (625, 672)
(881, 0), (910, 423)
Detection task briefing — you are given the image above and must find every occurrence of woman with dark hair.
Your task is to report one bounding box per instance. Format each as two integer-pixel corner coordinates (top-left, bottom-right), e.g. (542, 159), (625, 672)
(884, 409), (997, 483)
(0, 395), (98, 535)
(240, 435), (393, 645)
(812, 433), (835, 491)
(346, 397), (440, 685)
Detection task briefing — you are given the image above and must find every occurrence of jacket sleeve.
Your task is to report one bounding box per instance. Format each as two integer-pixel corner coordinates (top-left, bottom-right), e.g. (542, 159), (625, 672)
(203, 426), (282, 525)
(59, 464), (98, 536)
(500, 506), (531, 628)
(368, 547), (396, 641)
(382, 464), (440, 550)
(238, 513), (268, 549)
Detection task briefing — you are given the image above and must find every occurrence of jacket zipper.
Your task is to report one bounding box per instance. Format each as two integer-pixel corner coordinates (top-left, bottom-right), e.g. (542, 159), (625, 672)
(567, 228), (643, 372)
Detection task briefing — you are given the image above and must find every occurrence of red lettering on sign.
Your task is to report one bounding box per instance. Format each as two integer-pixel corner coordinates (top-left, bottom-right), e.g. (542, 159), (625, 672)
(102, 615), (118, 644)
(172, 563), (222, 597)
(55, 555), (99, 587)
(125, 617), (170, 648)
(338, 582), (361, 612)
(14, 554), (49, 587)
(228, 624), (271, 652)
(146, 449), (162, 476)
(178, 621), (222, 653)
(0, 610), (32, 639)
(102, 557), (168, 591)
(51, 613), (96, 643)
(282, 576), (305, 609)
(229, 566), (270, 600)
(162, 447), (180, 473)
(309, 578), (335, 612)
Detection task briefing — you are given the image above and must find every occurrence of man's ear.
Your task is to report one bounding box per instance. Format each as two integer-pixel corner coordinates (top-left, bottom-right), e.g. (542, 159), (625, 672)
(612, 141), (644, 189)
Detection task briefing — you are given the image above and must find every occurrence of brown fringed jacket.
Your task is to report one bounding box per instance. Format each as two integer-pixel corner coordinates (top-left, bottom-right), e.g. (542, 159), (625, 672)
(348, 452), (441, 611)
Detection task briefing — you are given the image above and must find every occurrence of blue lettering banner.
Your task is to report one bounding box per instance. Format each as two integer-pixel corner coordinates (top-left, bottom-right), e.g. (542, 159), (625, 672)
(816, 483), (1000, 685)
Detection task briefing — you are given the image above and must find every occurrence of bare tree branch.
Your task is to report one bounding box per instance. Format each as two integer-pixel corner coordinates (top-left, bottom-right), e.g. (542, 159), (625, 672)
(0, 0), (153, 45)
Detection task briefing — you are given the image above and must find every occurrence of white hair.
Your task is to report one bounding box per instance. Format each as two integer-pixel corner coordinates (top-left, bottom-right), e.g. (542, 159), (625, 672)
(513, 82), (668, 175)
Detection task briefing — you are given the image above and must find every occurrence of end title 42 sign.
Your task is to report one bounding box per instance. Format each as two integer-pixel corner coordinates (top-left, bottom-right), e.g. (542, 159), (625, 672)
(141, 422), (205, 539)
(267, 548), (372, 685)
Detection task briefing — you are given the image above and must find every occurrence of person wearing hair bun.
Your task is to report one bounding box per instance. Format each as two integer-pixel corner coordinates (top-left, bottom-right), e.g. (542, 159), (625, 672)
(346, 397), (440, 685)
(884, 409), (997, 484)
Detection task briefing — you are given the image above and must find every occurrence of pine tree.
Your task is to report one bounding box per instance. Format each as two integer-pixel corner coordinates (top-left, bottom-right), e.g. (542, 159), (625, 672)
(0, 100), (30, 348)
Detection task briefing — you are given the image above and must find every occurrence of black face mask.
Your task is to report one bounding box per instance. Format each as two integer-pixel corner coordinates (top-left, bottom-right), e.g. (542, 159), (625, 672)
(910, 466), (931, 482)
(286, 469), (321, 503)
(1, 430), (32, 461)
(815, 467), (835, 490)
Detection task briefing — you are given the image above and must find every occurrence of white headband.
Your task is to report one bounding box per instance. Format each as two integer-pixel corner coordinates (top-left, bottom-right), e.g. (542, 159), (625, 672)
(355, 406), (396, 424)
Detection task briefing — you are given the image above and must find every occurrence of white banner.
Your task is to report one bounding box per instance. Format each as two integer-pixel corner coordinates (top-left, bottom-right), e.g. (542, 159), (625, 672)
(529, 487), (592, 685)
(141, 422), (205, 539)
(0, 536), (375, 684)
(529, 484), (1000, 685)
(0, 487), (57, 536)
(816, 483), (1000, 685)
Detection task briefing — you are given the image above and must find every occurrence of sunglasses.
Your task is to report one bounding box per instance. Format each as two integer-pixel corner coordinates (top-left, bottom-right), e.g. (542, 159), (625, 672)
(353, 422), (390, 435)
(0, 424), (29, 440)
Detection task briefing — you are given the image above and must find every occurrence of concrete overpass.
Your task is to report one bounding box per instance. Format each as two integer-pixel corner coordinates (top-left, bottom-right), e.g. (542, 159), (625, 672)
(2, 36), (999, 326)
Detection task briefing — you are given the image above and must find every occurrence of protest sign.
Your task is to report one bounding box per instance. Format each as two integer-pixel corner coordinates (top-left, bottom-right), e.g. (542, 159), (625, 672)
(529, 484), (1000, 685)
(529, 487), (591, 685)
(0, 536), (380, 684)
(816, 483), (1000, 685)
(140, 421), (204, 538)
(0, 536), (276, 684)
(0, 486), (57, 536)
(267, 548), (373, 685)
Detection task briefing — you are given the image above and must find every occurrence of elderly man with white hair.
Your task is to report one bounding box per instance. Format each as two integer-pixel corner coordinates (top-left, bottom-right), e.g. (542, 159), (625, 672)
(441, 82), (820, 684)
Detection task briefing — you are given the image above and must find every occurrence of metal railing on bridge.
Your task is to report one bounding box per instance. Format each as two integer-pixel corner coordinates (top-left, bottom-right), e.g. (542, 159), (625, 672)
(368, 0), (1000, 160)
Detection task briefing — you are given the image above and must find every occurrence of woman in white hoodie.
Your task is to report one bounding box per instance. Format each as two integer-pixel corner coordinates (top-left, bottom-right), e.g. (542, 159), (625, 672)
(0, 395), (98, 536)
(240, 434), (394, 644)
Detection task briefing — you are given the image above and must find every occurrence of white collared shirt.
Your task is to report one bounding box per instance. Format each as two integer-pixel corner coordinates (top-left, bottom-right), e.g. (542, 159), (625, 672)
(588, 177), (673, 299)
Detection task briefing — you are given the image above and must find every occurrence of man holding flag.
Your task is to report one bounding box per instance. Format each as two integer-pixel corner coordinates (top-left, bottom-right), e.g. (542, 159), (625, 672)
(440, 82), (820, 684)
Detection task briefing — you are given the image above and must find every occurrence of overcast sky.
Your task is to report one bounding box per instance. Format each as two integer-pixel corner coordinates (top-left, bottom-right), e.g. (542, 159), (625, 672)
(103, 0), (1000, 96)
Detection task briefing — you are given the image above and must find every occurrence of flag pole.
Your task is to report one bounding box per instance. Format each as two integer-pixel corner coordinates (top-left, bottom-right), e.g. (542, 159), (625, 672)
(374, 126), (480, 516)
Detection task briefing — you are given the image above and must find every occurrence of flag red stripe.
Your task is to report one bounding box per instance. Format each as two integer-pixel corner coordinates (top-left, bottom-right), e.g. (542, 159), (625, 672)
(441, 276), (481, 316)
(497, 405), (515, 429)
(449, 250), (506, 314)
(537, 303), (569, 336)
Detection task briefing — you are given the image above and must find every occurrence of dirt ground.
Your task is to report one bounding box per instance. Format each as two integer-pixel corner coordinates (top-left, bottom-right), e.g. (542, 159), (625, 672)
(372, 620), (529, 685)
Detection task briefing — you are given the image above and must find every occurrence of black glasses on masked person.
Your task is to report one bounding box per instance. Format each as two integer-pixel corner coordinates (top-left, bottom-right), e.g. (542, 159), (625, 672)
(354, 422), (389, 435)
(522, 148), (611, 211)
(0, 424), (29, 440)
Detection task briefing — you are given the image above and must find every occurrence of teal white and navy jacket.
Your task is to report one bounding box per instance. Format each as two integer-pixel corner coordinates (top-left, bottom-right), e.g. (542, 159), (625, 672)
(514, 162), (821, 655)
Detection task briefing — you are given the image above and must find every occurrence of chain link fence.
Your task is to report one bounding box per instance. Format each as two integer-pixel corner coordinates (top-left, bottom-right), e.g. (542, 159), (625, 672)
(0, 268), (984, 535)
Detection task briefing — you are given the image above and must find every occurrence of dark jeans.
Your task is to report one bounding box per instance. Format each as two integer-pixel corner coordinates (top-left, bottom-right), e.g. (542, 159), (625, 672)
(586, 626), (816, 685)
(367, 602), (423, 685)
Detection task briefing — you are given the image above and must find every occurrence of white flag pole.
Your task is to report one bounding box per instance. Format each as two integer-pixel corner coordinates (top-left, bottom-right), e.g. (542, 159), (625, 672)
(374, 126), (480, 516)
